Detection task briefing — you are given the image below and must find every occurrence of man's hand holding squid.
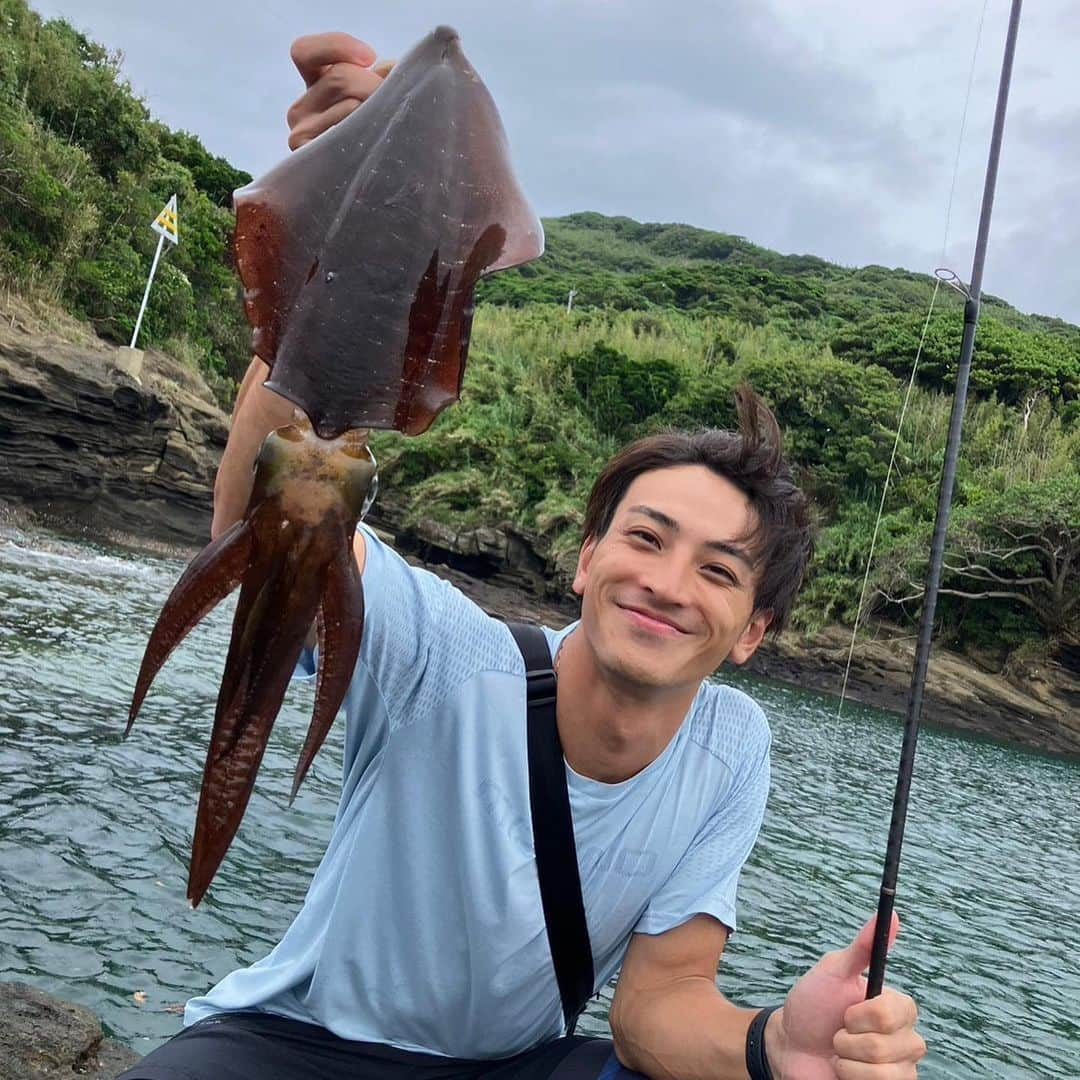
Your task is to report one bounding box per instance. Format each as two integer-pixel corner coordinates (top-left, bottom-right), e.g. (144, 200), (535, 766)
(287, 33), (394, 150)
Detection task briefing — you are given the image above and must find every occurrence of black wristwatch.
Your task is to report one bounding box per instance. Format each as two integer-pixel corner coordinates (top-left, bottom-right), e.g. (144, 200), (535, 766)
(745, 1004), (780, 1080)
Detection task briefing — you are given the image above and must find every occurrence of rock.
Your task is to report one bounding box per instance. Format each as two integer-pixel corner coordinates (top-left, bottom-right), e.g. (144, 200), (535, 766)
(369, 494), (556, 597)
(407, 549), (577, 628)
(0, 982), (139, 1079)
(0, 324), (227, 549)
(746, 624), (1080, 757)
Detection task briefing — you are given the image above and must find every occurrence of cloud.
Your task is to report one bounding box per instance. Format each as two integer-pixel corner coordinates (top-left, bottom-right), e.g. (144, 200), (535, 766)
(30, 0), (1080, 323)
(983, 172), (1080, 322)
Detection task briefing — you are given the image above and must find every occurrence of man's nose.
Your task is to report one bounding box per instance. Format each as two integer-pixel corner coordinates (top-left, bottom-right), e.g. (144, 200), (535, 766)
(641, 554), (692, 606)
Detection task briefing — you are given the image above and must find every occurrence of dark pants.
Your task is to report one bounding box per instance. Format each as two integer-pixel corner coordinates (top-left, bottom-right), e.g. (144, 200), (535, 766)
(117, 1012), (644, 1080)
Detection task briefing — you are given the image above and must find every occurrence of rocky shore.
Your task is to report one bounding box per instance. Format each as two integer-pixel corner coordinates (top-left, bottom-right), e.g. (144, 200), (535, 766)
(1, 310), (1076, 758)
(0, 306), (226, 549)
(745, 624), (1079, 757)
(0, 983), (138, 1079)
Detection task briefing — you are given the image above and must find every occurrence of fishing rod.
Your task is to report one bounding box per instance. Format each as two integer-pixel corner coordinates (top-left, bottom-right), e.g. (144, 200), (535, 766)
(866, 0), (1023, 998)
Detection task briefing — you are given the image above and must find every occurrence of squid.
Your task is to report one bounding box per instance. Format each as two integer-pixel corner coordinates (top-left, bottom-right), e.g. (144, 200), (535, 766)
(128, 26), (543, 906)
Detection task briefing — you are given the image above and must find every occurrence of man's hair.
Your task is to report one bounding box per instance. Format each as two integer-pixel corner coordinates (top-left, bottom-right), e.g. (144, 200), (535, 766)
(580, 383), (814, 635)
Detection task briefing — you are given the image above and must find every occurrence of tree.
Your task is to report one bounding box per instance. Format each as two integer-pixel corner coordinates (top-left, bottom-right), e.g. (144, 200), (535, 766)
(563, 342), (682, 438)
(945, 477), (1080, 641)
(830, 311), (1080, 405)
(157, 128), (252, 206)
(882, 475), (1080, 646)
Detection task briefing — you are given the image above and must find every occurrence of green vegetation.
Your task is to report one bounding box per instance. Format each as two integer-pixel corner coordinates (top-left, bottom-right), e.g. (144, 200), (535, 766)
(374, 305), (1078, 667)
(0, 0), (251, 401)
(2, 1), (1077, 667)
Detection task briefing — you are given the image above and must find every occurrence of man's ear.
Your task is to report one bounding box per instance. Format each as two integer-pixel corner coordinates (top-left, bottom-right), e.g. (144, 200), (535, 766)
(572, 536), (597, 597)
(728, 609), (773, 665)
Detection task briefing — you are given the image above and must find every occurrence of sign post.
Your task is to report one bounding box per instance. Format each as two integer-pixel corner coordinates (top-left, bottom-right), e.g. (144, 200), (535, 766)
(130, 194), (179, 350)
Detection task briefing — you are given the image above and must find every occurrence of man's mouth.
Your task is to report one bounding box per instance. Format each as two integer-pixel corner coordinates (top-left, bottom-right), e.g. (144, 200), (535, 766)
(618, 604), (687, 636)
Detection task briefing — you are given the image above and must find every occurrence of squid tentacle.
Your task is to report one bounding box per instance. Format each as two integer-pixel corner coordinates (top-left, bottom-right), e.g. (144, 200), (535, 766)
(186, 518), (336, 907)
(212, 531), (289, 734)
(214, 524), (330, 761)
(187, 548), (326, 907)
(127, 518), (254, 734)
(290, 527), (365, 802)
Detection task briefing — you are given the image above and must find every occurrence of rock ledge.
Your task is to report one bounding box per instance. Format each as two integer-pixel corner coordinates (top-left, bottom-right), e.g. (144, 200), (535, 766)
(0, 322), (227, 548)
(0, 982), (139, 1080)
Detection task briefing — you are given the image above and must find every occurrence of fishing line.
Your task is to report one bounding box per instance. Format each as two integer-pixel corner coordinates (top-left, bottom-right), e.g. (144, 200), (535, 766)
(834, 0), (989, 724)
(833, 279), (939, 714)
(805, 0), (990, 905)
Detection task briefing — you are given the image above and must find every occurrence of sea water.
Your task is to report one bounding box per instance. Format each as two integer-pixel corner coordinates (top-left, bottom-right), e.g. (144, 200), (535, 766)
(0, 525), (1076, 1077)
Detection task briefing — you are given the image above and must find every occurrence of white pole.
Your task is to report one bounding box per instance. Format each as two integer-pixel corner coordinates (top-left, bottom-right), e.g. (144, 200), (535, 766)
(130, 231), (166, 349)
(566, 288), (577, 313)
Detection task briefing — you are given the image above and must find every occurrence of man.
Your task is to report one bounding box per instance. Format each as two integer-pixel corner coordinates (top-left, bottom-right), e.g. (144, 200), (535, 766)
(121, 33), (926, 1080)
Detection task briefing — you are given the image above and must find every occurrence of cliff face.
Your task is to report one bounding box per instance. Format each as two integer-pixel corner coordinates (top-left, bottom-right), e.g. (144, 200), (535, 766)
(0, 323), (228, 548)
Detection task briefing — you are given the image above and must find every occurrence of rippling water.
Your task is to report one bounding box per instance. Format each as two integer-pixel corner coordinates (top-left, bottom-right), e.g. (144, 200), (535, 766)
(0, 524), (1076, 1076)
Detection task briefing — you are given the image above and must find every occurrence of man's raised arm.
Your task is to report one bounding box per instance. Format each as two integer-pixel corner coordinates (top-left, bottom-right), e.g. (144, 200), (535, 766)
(211, 357), (296, 539)
(213, 32), (390, 545)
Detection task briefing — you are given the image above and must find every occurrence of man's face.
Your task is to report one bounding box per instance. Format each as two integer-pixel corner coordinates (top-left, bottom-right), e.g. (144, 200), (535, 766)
(572, 465), (772, 694)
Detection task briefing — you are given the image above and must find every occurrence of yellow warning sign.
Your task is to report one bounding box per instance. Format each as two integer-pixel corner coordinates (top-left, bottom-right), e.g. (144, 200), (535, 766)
(151, 194), (179, 245)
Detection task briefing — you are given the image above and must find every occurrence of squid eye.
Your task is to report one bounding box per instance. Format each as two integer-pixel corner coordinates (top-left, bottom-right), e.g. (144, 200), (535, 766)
(340, 429), (371, 459)
(342, 446), (379, 518)
(276, 424), (305, 444)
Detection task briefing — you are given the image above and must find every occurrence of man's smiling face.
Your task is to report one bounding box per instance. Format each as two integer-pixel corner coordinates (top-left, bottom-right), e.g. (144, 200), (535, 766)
(573, 464), (773, 695)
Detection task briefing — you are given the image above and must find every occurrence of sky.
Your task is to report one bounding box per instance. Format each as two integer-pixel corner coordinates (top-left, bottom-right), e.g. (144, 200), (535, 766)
(33, 0), (1080, 324)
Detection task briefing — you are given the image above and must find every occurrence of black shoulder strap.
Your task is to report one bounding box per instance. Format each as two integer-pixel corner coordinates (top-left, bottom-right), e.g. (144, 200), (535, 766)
(506, 621), (595, 1034)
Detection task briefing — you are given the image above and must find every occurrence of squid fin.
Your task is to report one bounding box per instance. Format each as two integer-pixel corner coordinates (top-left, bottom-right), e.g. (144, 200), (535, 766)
(236, 26), (543, 440)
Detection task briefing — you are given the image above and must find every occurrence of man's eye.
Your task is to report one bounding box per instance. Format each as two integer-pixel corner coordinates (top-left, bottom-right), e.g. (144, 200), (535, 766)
(629, 529), (659, 546)
(705, 565), (736, 584)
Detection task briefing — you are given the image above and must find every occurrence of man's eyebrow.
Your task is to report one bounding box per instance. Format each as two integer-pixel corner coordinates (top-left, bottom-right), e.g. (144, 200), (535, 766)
(625, 505), (755, 569)
(703, 539), (756, 570)
(626, 505), (679, 532)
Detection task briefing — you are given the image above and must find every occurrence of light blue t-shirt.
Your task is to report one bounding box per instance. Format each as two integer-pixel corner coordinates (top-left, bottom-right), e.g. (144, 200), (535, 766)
(185, 524), (771, 1058)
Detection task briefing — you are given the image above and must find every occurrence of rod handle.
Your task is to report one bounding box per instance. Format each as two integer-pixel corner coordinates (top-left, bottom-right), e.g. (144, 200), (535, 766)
(866, 887), (896, 998)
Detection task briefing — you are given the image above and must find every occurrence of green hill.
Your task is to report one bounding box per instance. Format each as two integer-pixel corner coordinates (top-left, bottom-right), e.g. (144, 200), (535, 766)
(2, 0), (1076, 666)
(481, 213), (1080, 409)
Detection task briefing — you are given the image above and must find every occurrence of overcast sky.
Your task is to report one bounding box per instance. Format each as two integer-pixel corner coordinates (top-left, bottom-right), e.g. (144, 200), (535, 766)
(33, 0), (1080, 324)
